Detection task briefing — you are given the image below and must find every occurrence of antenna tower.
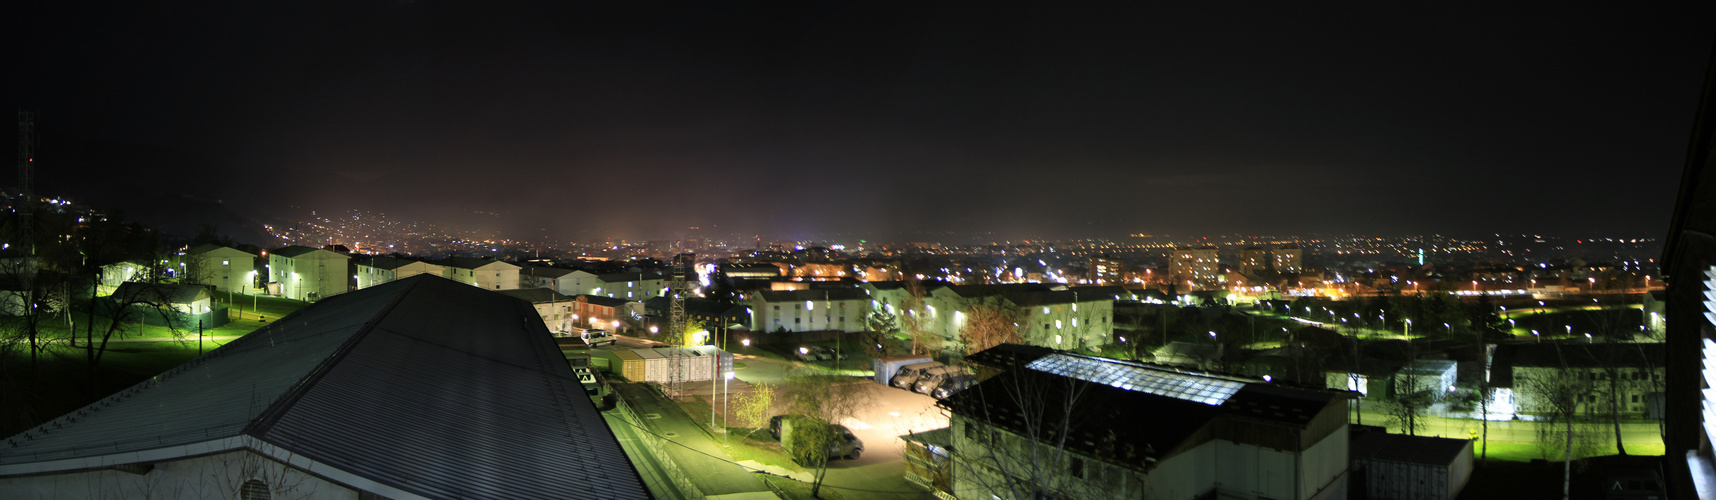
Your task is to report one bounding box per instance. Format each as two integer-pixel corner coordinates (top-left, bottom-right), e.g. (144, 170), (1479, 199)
(666, 252), (694, 400)
(17, 112), (35, 255)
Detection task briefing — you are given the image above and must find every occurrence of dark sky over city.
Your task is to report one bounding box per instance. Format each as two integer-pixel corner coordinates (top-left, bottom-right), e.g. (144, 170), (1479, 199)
(8, 2), (1716, 242)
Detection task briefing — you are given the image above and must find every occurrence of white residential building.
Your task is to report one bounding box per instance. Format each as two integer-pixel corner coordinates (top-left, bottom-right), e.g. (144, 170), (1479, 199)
(268, 246), (349, 301)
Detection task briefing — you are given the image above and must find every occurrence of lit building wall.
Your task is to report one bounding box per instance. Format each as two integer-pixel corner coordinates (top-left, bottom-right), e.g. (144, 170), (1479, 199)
(1169, 246), (1221, 290)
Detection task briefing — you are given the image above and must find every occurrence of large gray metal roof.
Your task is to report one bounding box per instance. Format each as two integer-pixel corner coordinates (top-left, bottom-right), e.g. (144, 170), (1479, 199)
(0, 275), (648, 499)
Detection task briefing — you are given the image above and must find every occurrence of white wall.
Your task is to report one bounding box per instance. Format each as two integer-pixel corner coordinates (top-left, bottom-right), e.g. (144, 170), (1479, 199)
(0, 450), (358, 500)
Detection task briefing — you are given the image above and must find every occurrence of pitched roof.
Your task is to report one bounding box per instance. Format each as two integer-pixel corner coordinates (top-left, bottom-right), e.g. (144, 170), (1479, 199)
(756, 288), (868, 302)
(495, 287), (574, 304)
(112, 282), (210, 304)
(434, 256), (519, 271)
(356, 255), (436, 271)
(597, 271), (664, 283)
(964, 343), (1055, 371)
(576, 294), (633, 307)
(272, 245), (333, 258)
(0, 275), (647, 499)
(518, 265), (577, 279)
(942, 348), (1342, 468)
(187, 243), (255, 257)
(1349, 426), (1471, 467)
(1494, 342), (1665, 369)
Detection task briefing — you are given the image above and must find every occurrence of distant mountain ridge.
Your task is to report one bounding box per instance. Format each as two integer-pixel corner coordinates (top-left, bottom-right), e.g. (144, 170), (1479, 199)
(104, 192), (281, 248)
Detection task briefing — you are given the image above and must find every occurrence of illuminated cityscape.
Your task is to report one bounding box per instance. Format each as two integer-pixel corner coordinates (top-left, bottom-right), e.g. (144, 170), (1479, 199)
(5, 2), (1716, 499)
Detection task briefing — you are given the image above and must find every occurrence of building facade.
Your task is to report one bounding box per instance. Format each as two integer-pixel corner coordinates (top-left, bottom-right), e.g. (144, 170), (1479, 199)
(182, 244), (259, 295)
(354, 256), (445, 290)
(435, 257), (520, 290)
(268, 246), (349, 301)
(751, 288), (869, 333)
(1169, 246), (1221, 290)
(944, 348), (1349, 500)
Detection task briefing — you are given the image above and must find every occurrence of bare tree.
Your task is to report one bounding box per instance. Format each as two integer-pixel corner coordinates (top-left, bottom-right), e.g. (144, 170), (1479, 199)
(900, 278), (940, 355)
(943, 368), (1114, 499)
(1518, 343), (1602, 500)
(1386, 339), (1428, 436)
(782, 370), (876, 497)
(733, 381), (777, 439)
(958, 298), (1023, 356)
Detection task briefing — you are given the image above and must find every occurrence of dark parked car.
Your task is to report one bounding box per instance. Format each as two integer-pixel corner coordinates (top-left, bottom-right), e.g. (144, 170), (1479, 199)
(931, 374), (978, 400)
(768, 415), (864, 460)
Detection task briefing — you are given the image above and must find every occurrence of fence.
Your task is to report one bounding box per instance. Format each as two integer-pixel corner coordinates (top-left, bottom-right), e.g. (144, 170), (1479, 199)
(737, 329), (848, 345)
(611, 384), (705, 500)
(95, 300), (229, 329)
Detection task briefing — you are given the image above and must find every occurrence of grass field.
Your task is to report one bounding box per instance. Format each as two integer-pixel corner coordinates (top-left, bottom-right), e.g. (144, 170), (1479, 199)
(1, 293), (306, 437)
(1354, 408), (1666, 462)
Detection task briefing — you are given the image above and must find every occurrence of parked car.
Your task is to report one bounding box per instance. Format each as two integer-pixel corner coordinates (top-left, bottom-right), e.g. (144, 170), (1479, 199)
(810, 346), (842, 360)
(574, 367), (599, 394)
(913, 365), (965, 394)
(931, 374), (978, 400)
(796, 346), (830, 361)
(827, 424), (864, 460)
(581, 329), (617, 347)
(769, 415), (864, 460)
(890, 361), (944, 389)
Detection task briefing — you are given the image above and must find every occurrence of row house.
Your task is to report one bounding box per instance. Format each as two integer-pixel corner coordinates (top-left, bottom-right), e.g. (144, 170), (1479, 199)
(642, 297), (750, 332)
(1491, 342), (1666, 419)
(519, 266), (584, 295)
(860, 281), (1115, 355)
(181, 244), (260, 295)
(496, 288), (577, 334)
(269, 246), (349, 301)
(571, 294), (639, 332)
(750, 288), (869, 333)
(434, 257), (520, 290)
(354, 256), (446, 290)
(595, 271), (666, 301)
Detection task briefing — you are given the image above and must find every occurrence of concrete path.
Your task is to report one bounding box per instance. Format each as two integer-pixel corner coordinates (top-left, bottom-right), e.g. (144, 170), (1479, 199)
(612, 384), (775, 497)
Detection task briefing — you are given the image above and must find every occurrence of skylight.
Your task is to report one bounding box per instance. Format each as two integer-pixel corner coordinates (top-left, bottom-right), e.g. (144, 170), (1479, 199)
(1025, 354), (1244, 406)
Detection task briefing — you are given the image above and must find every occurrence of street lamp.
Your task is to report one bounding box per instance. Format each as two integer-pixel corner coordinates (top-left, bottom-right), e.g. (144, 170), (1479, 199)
(1532, 330), (1539, 342)
(1404, 319), (1411, 339)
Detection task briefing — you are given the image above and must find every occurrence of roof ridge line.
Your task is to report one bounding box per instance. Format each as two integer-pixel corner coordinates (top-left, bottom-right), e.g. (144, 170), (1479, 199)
(243, 278), (425, 438)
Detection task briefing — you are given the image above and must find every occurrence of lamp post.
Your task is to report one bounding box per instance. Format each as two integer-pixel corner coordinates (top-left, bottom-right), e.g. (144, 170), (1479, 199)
(724, 371), (735, 444)
(1404, 319), (1411, 339)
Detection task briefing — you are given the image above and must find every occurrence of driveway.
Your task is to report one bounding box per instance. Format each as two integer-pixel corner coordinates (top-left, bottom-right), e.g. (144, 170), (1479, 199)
(735, 355), (945, 499)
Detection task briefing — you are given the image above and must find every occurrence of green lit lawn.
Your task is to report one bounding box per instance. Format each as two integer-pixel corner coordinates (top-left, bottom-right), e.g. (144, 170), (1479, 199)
(1355, 409), (1666, 462)
(1, 295), (306, 437)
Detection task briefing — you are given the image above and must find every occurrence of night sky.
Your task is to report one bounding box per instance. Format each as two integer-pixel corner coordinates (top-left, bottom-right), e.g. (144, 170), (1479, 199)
(9, 2), (1715, 242)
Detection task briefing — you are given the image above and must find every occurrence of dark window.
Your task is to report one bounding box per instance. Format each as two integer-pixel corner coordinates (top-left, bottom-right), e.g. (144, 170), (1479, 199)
(1070, 457), (1086, 478)
(240, 480), (270, 500)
